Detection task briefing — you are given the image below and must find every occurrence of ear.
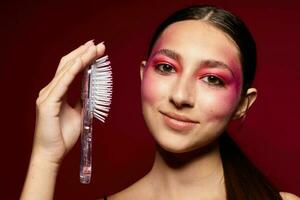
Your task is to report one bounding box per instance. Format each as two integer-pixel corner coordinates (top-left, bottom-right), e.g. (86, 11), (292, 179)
(232, 88), (257, 120)
(140, 60), (147, 81)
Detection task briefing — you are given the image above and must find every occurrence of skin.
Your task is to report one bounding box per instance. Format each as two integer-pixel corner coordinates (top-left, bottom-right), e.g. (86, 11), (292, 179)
(141, 21), (245, 154)
(21, 40), (106, 200)
(20, 21), (299, 200)
(108, 20), (257, 200)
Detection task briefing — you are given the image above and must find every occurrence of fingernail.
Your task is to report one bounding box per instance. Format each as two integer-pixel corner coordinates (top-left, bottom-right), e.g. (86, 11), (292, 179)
(85, 39), (95, 46)
(99, 41), (105, 45)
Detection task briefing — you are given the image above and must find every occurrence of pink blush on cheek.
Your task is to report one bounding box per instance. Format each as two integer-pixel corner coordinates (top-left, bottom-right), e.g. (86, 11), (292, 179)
(199, 87), (240, 120)
(141, 69), (169, 105)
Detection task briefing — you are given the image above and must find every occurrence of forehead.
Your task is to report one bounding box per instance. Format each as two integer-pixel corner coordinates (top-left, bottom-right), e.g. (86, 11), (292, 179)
(152, 20), (241, 71)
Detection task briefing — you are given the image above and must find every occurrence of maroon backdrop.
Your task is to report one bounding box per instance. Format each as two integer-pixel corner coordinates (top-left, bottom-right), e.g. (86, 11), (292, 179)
(1, 0), (299, 199)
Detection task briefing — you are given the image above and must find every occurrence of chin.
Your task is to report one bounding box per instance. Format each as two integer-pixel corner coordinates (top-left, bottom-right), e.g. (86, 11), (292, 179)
(157, 142), (191, 154)
(154, 134), (202, 154)
(155, 139), (221, 164)
(153, 129), (220, 155)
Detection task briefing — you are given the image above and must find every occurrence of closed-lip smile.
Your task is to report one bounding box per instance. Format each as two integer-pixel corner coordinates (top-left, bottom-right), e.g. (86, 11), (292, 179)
(160, 111), (198, 131)
(160, 111), (198, 123)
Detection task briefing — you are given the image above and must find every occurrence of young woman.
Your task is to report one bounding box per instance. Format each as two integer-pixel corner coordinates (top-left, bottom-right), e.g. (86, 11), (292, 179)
(21, 5), (299, 200)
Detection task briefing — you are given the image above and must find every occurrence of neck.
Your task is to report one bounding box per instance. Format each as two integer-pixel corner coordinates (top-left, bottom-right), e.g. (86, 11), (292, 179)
(147, 140), (226, 199)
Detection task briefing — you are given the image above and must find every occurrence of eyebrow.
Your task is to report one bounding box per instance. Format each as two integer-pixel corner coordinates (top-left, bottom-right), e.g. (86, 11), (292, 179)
(152, 49), (181, 61)
(202, 60), (234, 75)
(152, 48), (235, 76)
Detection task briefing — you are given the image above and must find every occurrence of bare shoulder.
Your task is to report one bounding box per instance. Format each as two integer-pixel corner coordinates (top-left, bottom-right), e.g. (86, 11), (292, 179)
(280, 192), (300, 200)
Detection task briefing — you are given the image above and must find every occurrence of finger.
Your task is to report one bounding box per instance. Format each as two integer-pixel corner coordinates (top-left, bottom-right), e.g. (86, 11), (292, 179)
(38, 58), (79, 102)
(79, 42), (105, 67)
(56, 40), (94, 75)
(41, 42), (106, 104)
(55, 41), (105, 85)
(74, 101), (82, 114)
(96, 42), (106, 57)
(38, 41), (94, 99)
(47, 42), (106, 103)
(47, 58), (82, 103)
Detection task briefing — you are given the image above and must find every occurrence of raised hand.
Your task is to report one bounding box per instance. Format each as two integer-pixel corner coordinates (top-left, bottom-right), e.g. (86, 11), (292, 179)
(33, 40), (105, 164)
(21, 40), (105, 200)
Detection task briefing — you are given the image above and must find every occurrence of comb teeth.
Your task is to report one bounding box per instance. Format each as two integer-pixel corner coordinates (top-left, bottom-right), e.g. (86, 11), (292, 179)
(90, 55), (113, 122)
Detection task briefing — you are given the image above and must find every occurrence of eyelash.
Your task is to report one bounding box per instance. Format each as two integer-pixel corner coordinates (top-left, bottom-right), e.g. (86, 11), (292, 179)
(155, 63), (176, 74)
(154, 63), (225, 87)
(201, 75), (225, 87)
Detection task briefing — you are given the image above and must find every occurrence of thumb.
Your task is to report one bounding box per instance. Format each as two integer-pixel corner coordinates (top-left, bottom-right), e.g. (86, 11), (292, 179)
(74, 100), (82, 114)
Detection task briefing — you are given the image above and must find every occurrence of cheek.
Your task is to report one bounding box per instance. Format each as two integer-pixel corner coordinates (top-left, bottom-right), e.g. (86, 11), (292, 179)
(198, 87), (239, 120)
(141, 69), (170, 105)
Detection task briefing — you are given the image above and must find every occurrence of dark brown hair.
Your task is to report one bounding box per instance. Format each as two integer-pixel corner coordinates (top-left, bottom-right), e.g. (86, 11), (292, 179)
(147, 5), (282, 200)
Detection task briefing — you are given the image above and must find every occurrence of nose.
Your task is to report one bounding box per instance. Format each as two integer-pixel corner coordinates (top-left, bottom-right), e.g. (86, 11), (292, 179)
(169, 77), (195, 109)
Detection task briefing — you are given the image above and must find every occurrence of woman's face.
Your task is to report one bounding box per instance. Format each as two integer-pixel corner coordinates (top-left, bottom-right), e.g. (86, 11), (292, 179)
(141, 20), (244, 153)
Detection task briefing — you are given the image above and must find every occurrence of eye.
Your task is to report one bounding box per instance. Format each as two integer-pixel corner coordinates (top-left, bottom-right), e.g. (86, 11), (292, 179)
(202, 75), (225, 87)
(155, 63), (176, 74)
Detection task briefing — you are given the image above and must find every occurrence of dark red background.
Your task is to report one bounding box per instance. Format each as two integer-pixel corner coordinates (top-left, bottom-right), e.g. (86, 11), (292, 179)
(1, 0), (299, 199)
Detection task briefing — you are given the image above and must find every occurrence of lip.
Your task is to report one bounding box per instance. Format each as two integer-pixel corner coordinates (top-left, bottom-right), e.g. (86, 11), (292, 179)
(160, 111), (198, 132)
